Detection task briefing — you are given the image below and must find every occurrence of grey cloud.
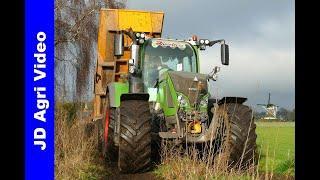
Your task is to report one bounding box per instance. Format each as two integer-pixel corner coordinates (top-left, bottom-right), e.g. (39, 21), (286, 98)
(128, 0), (295, 109)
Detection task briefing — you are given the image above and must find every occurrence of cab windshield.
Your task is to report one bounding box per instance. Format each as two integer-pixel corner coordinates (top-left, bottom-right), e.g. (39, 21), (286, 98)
(142, 39), (197, 90)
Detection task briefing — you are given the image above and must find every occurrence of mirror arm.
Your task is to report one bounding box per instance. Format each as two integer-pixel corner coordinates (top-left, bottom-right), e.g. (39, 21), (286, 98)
(208, 39), (225, 47)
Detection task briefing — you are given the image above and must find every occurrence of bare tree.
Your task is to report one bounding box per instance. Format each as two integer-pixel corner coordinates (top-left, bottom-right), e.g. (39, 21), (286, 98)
(54, 0), (126, 102)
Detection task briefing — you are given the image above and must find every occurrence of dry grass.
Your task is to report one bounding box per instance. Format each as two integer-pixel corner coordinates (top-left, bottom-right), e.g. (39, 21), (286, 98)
(55, 104), (108, 180)
(154, 112), (260, 180)
(54, 103), (294, 179)
(154, 121), (295, 180)
(154, 141), (261, 180)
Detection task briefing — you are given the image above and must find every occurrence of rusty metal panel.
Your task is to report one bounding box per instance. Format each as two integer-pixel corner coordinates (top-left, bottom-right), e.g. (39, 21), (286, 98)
(97, 10), (108, 63)
(105, 9), (119, 31)
(105, 31), (115, 62)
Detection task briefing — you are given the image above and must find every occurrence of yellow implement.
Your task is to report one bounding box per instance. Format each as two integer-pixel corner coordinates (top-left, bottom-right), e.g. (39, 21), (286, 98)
(93, 9), (164, 120)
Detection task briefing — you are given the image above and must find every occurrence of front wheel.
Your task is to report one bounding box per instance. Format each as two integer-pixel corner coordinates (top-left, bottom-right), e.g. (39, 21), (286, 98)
(214, 103), (257, 169)
(107, 100), (152, 173)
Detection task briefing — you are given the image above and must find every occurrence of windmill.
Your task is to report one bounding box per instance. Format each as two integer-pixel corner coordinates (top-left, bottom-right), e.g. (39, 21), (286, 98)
(257, 93), (278, 120)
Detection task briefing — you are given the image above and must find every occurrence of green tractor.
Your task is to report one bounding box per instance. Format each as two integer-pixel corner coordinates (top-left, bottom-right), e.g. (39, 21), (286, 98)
(93, 9), (257, 173)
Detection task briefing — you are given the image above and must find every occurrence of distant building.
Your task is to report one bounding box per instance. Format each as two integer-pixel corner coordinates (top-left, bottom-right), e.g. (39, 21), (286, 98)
(257, 93), (278, 120)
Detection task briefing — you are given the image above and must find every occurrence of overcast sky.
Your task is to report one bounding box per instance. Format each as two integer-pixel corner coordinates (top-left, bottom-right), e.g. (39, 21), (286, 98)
(127, 0), (295, 111)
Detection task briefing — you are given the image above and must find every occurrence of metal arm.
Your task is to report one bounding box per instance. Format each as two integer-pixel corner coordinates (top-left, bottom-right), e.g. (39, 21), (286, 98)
(123, 28), (137, 44)
(208, 39), (225, 47)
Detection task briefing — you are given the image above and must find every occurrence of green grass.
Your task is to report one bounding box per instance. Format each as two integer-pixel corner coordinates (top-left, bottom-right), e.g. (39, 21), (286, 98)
(256, 122), (295, 175)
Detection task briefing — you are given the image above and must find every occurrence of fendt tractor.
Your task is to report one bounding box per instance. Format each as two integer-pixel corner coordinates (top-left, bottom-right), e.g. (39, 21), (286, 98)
(93, 9), (257, 173)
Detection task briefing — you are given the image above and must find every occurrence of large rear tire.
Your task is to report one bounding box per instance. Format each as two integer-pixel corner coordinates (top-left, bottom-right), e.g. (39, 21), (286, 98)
(108, 100), (152, 173)
(214, 103), (257, 169)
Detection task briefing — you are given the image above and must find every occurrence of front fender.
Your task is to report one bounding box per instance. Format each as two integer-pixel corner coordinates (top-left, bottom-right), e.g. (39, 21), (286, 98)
(218, 97), (247, 105)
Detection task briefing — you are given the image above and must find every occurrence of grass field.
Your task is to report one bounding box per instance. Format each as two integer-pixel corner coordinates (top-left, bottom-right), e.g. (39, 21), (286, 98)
(256, 122), (295, 176)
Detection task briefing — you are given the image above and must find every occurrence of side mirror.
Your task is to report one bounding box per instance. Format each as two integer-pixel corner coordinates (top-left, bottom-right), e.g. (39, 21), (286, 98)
(221, 44), (229, 65)
(114, 33), (124, 56)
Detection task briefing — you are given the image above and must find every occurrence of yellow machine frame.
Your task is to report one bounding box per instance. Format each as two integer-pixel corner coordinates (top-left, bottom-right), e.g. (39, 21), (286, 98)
(93, 9), (164, 120)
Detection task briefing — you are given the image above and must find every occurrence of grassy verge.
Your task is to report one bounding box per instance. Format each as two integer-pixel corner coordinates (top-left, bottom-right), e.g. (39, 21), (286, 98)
(153, 144), (258, 180)
(55, 102), (294, 179)
(55, 103), (108, 180)
(154, 122), (295, 179)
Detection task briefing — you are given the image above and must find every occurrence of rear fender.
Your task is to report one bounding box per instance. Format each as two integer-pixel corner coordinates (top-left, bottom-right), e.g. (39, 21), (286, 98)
(107, 82), (129, 107)
(120, 93), (150, 102)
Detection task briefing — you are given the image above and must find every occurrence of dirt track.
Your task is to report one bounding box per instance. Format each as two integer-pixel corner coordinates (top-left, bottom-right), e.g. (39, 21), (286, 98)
(105, 162), (160, 180)
(107, 172), (158, 180)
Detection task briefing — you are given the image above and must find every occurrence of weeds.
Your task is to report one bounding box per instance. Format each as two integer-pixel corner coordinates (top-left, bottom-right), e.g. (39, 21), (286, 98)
(54, 102), (294, 179)
(154, 121), (295, 180)
(275, 158), (295, 176)
(55, 104), (108, 180)
(154, 142), (258, 180)
(154, 111), (259, 180)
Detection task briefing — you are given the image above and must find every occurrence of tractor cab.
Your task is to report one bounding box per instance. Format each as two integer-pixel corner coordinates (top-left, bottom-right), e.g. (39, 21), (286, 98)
(141, 39), (198, 91)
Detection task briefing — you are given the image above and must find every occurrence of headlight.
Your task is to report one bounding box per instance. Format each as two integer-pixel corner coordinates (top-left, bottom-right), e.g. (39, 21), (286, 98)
(128, 59), (134, 65)
(140, 33), (145, 38)
(129, 65), (135, 73)
(177, 94), (189, 107)
(135, 32), (141, 38)
(205, 39), (210, 45)
(138, 38), (145, 44)
(199, 39), (205, 44)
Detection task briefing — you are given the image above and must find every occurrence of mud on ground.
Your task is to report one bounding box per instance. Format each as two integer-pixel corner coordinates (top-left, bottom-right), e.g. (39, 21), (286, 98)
(107, 172), (158, 180)
(106, 162), (159, 180)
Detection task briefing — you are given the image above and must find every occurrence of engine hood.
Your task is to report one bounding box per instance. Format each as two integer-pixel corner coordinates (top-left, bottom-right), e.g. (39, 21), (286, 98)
(166, 71), (208, 105)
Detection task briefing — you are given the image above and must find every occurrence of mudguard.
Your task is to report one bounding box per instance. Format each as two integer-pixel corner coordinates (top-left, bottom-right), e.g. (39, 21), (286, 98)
(107, 82), (129, 107)
(218, 97), (247, 105)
